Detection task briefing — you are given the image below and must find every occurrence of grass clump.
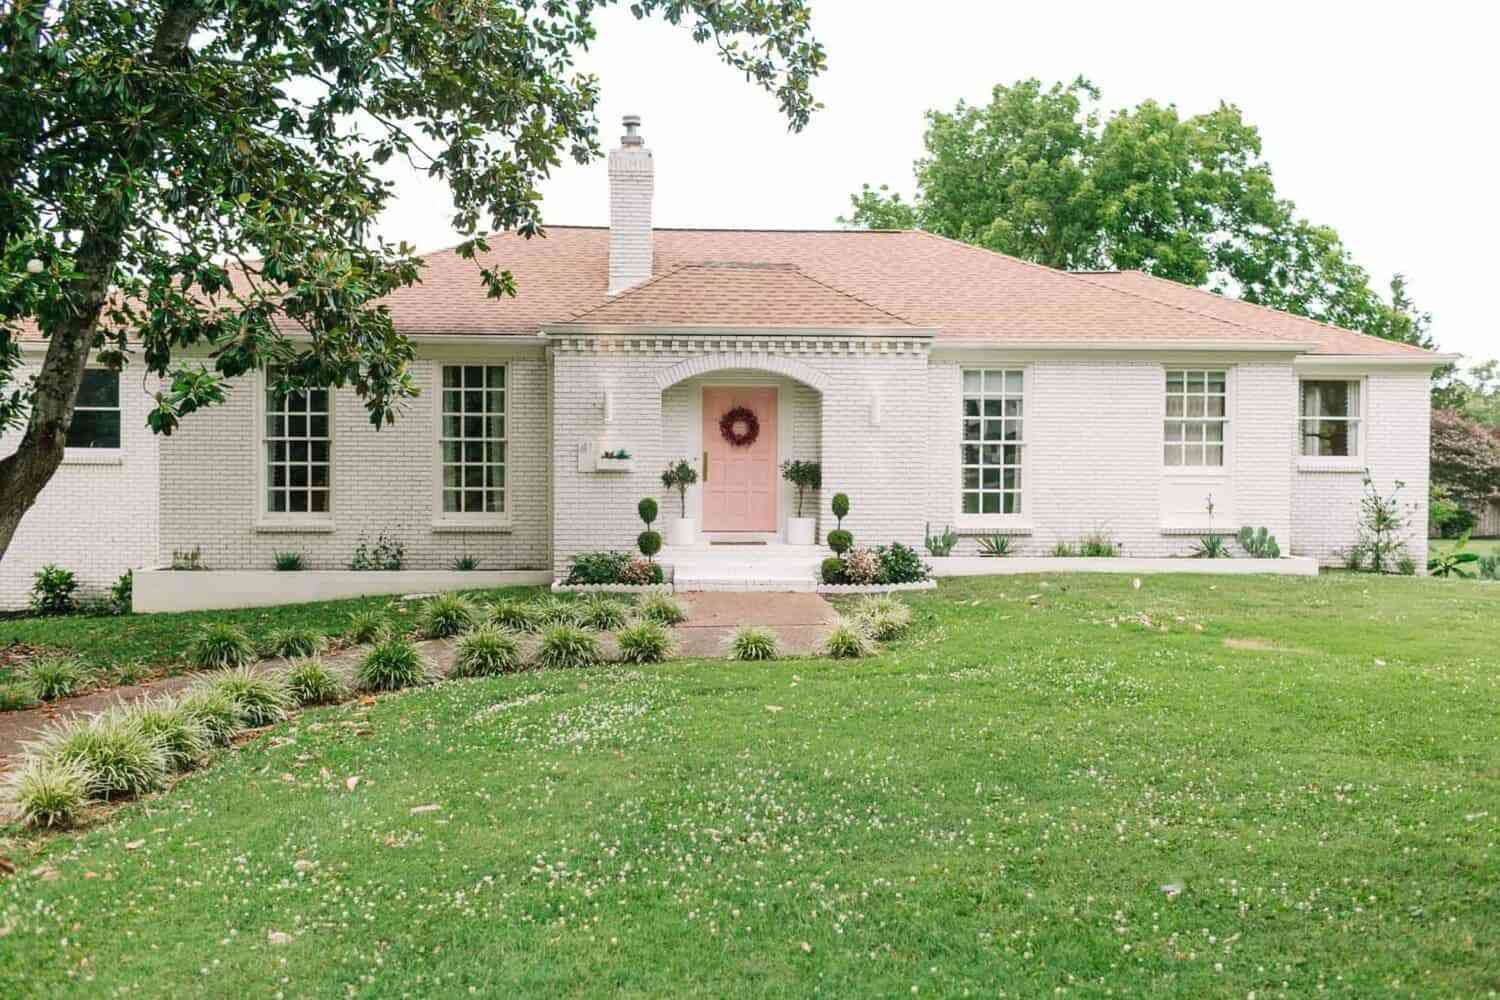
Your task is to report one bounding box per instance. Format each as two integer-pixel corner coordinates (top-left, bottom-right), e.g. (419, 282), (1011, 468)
(616, 621), (676, 664)
(177, 687), (242, 746)
(636, 592), (687, 626)
(358, 637), (427, 691)
(208, 666), (293, 728)
(823, 620), (875, 659)
(125, 697), (211, 771)
(851, 595), (913, 640)
(488, 599), (542, 633)
(24, 656), (89, 701)
(32, 713), (168, 800)
(4, 756), (92, 829)
(727, 626), (778, 662)
(416, 593), (479, 639)
(535, 624), (602, 670)
(576, 595), (630, 632)
(0, 680), (39, 711)
(286, 657), (345, 706)
(262, 627), (322, 659)
(533, 595), (581, 627)
(451, 626), (524, 678)
(345, 609), (390, 645)
(186, 622), (256, 670)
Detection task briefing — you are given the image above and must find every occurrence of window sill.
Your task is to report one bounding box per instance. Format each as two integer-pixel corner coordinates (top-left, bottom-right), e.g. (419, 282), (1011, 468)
(1161, 467), (1230, 477)
(1297, 458), (1364, 474)
(62, 449), (123, 466)
(1161, 525), (1229, 536)
(431, 520), (513, 534)
(955, 520), (1033, 536)
(254, 519), (336, 534)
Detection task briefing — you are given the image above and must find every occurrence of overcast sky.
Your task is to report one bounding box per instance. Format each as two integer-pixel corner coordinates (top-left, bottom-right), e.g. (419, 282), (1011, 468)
(376, 0), (1496, 362)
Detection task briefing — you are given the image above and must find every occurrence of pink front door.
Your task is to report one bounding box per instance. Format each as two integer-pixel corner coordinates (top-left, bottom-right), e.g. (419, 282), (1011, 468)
(701, 386), (778, 532)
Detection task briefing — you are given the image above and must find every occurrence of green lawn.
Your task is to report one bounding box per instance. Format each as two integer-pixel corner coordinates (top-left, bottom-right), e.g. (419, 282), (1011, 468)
(2, 573), (1498, 996)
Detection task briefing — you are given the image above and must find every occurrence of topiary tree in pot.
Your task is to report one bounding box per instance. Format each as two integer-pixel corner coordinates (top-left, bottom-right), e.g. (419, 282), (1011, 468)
(780, 460), (821, 544)
(661, 459), (700, 546)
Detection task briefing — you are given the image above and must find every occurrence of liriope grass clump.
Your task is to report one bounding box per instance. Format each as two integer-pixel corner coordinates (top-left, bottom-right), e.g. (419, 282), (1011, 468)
(208, 666), (292, 728)
(576, 595), (630, 632)
(637, 592), (687, 626)
(489, 599), (541, 633)
(358, 636), (427, 691)
(177, 687), (242, 746)
(535, 624), (602, 670)
(4, 756), (91, 829)
(345, 609), (389, 645)
(823, 620), (875, 660)
(727, 626), (778, 662)
(31, 714), (168, 800)
(125, 697), (210, 771)
(417, 593), (479, 639)
(186, 622), (256, 670)
(615, 621), (675, 664)
(0, 680), (39, 711)
(451, 626), (524, 678)
(851, 595), (912, 641)
(25, 656), (89, 701)
(286, 656), (345, 706)
(533, 595), (581, 627)
(262, 627), (322, 659)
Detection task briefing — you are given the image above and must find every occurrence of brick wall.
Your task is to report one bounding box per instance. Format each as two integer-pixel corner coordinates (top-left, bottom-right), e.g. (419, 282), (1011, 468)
(0, 360), (161, 609)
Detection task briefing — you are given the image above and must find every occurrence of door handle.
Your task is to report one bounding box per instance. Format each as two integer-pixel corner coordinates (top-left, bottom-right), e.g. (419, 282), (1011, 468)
(702, 451), (708, 482)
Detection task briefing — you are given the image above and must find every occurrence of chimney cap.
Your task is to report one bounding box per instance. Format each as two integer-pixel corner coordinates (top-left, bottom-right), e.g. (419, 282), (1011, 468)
(620, 114), (644, 146)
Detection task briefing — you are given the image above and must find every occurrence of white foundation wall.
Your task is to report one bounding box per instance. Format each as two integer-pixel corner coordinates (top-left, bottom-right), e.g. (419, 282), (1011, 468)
(1291, 371), (1431, 568)
(158, 349), (551, 573)
(550, 340), (931, 575)
(0, 360), (161, 609)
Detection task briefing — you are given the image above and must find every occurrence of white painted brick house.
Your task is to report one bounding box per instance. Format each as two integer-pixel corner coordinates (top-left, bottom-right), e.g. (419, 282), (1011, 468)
(1, 117), (1448, 606)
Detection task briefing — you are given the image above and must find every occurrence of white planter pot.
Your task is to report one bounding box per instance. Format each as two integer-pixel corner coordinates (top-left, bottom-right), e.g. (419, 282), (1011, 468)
(785, 516), (816, 546)
(667, 517), (697, 547)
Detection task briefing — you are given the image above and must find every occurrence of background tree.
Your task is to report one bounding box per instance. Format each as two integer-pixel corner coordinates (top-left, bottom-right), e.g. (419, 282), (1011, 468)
(842, 77), (1434, 350)
(0, 0), (824, 563)
(1430, 408), (1500, 508)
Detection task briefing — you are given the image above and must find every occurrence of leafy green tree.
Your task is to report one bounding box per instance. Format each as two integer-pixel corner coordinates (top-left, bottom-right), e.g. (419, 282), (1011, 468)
(842, 77), (1433, 349)
(0, 0), (824, 562)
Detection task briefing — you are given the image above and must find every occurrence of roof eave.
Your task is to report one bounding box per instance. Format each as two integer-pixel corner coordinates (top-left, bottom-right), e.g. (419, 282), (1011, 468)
(1295, 352), (1459, 371)
(541, 323), (937, 338)
(934, 338), (1319, 353)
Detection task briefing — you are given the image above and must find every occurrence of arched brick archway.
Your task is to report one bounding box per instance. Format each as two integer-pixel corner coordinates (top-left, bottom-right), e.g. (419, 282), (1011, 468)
(654, 353), (832, 394)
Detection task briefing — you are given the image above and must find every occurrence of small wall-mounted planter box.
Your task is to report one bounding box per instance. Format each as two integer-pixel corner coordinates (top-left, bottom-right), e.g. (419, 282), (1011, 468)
(594, 455), (635, 473)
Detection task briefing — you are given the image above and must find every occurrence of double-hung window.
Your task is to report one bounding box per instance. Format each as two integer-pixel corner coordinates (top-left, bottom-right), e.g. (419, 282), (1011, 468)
(439, 364), (506, 516)
(66, 370), (121, 449)
(265, 384), (331, 514)
(1299, 380), (1360, 457)
(1164, 370), (1227, 467)
(961, 368), (1023, 514)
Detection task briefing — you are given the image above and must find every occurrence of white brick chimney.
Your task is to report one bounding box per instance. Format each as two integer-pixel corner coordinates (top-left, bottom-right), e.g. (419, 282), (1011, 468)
(608, 114), (654, 296)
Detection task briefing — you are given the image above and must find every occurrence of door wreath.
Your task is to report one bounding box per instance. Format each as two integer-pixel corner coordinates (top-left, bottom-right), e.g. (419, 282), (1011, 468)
(718, 406), (760, 448)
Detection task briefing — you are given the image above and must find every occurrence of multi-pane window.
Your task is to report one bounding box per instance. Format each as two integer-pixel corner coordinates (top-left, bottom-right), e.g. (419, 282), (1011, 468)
(1164, 370), (1227, 467)
(265, 385), (330, 514)
(66, 370), (121, 448)
(961, 369), (1023, 514)
(1300, 379), (1360, 457)
(440, 365), (506, 515)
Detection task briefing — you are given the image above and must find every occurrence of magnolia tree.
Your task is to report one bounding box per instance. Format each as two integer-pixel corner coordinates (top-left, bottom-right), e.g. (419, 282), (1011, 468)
(0, 0), (824, 561)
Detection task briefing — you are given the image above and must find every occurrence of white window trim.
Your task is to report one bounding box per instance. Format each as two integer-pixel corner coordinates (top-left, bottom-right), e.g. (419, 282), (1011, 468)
(431, 361), (513, 530)
(1297, 375), (1366, 472)
(1162, 366), (1234, 473)
(254, 371), (336, 530)
(955, 364), (1031, 530)
(62, 367), (123, 464)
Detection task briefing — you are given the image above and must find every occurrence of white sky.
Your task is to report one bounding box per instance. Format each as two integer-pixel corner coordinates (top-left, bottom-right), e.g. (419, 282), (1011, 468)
(376, 0), (1497, 361)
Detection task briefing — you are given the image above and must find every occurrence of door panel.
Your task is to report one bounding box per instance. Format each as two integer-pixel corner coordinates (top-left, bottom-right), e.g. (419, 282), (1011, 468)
(701, 386), (777, 532)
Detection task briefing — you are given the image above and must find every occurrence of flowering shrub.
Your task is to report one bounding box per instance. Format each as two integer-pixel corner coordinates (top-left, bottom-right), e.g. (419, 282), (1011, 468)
(842, 548), (881, 586)
(619, 558), (665, 585)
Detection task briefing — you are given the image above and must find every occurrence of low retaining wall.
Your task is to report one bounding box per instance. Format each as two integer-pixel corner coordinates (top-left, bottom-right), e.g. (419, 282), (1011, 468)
(928, 556), (1319, 577)
(133, 568), (552, 613)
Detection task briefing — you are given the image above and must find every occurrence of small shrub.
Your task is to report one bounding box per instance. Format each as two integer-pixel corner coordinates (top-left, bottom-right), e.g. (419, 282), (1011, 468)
(453, 554), (480, 571)
(976, 533), (1011, 557)
(638, 497), (659, 527)
(619, 558), (664, 585)
(416, 593), (479, 639)
(637, 529), (663, 561)
(565, 550), (632, 585)
(827, 529), (853, 556)
(108, 570), (134, 614)
(820, 556), (847, 585)
(29, 564), (78, 616)
(346, 609), (389, 644)
(876, 542), (928, 584)
(210, 666), (293, 727)
(842, 548), (881, 586)
(177, 687), (242, 746)
(637, 592), (687, 626)
(186, 622), (257, 669)
(535, 624), (602, 670)
(1428, 533), (1480, 579)
(924, 522), (956, 557)
(1190, 534), (1231, 559)
(823, 621), (874, 659)
(451, 626), (524, 678)
(25, 656), (88, 701)
(489, 599), (542, 633)
(106, 661), (147, 686)
(126, 697), (211, 771)
(577, 594), (630, 631)
(4, 756), (92, 828)
(831, 492), (850, 526)
(33, 713), (168, 800)
(616, 620), (676, 664)
(286, 657), (345, 706)
(0, 680), (39, 711)
(853, 595), (912, 640)
(273, 550), (305, 571)
(358, 637), (427, 691)
(727, 625), (778, 662)
(350, 532), (404, 571)
(262, 627), (322, 659)
(1397, 555), (1419, 577)
(534, 595), (581, 626)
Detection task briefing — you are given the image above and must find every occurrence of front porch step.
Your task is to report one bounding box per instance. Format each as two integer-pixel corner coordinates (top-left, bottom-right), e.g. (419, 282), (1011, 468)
(661, 543), (823, 593)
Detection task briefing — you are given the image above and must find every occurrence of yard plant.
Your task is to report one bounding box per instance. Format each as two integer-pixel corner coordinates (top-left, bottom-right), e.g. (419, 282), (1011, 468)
(534, 625), (602, 670)
(416, 594), (479, 639)
(451, 627), (523, 678)
(727, 625), (778, 661)
(285, 657), (345, 706)
(615, 621), (676, 664)
(357, 637), (427, 692)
